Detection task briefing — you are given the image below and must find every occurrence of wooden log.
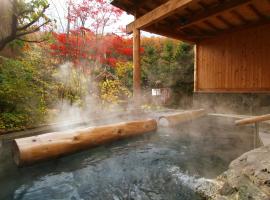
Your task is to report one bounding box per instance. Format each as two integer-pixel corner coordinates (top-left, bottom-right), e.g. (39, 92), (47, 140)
(13, 119), (157, 166)
(235, 114), (270, 126)
(158, 109), (207, 127)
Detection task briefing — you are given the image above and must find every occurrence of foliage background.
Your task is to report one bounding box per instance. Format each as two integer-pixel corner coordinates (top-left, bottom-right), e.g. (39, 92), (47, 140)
(0, 0), (194, 131)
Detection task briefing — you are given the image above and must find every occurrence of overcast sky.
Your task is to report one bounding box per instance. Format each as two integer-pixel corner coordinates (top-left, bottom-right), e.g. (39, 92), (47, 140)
(46, 0), (155, 37)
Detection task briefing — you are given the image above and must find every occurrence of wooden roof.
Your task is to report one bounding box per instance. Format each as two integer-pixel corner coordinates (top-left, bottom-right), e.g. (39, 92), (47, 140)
(111, 0), (270, 43)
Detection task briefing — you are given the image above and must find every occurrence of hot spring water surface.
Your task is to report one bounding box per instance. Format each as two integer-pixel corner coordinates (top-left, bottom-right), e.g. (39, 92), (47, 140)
(0, 116), (255, 200)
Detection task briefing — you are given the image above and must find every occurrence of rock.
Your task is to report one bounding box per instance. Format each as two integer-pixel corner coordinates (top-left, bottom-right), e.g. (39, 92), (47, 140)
(195, 179), (225, 200)
(219, 182), (237, 196)
(199, 145), (270, 199)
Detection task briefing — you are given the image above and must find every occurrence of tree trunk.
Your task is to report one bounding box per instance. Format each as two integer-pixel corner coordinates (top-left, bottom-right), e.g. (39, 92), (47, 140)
(13, 119), (157, 166)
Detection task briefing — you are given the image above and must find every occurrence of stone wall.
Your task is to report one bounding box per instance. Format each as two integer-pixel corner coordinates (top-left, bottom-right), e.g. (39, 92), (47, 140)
(193, 93), (270, 115)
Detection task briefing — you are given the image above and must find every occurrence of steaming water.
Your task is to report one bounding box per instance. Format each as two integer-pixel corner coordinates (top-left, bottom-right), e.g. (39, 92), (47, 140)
(0, 116), (255, 200)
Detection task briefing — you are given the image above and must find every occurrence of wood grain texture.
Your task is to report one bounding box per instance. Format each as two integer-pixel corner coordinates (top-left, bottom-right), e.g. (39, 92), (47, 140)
(113, 0), (270, 42)
(196, 23), (270, 92)
(194, 45), (198, 91)
(177, 0), (252, 31)
(235, 114), (270, 126)
(158, 109), (207, 127)
(126, 0), (194, 33)
(13, 119), (157, 166)
(133, 28), (141, 102)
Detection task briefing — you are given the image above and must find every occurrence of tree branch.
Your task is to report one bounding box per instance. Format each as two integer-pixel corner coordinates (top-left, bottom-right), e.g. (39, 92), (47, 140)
(0, 1), (52, 51)
(17, 4), (49, 31)
(17, 38), (48, 43)
(16, 20), (51, 37)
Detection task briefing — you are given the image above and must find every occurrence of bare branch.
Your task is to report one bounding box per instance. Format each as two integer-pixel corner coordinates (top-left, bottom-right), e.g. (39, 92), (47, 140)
(50, 0), (65, 32)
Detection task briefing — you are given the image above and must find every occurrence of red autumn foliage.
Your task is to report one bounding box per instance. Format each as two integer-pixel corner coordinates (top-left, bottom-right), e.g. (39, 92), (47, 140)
(49, 0), (143, 68)
(50, 31), (143, 68)
(50, 30), (94, 63)
(51, 0), (143, 67)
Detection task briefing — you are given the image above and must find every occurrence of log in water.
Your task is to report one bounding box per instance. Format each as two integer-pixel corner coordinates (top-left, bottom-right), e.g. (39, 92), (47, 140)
(13, 119), (157, 166)
(158, 109), (207, 127)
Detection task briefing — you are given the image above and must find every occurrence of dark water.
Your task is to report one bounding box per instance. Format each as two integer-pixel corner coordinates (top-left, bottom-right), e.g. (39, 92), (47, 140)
(0, 116), (254, 200)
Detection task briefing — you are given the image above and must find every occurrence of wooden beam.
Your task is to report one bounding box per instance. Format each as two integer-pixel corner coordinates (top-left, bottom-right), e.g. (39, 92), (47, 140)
(191, 24), (214, 35)
(217, 0), (226, 3)
(182, 27), (199, 35)
(111, 1), (134, 15)
(126, 0), (194, 33)
(247, 4), (266, 19)
(185, 7), (195, 15)
(143, 25), (197, 44)
(178, 0), (251, 30)
(133, 0), (145, 10)
(133, 28), (141, 103)
(198, 16), (270, 41)
(230, 10), (249, 24)
(203, 20), (222, 31)
(197, 1), (209, 10)
(133, 0), (153, 17)
(216, 15), (235, 28)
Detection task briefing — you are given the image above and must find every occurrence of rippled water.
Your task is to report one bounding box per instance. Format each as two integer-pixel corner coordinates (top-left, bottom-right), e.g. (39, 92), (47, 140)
(0, 116), (254, 200)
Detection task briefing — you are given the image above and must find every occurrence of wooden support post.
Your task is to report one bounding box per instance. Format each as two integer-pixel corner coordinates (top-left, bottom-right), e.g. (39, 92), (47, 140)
(133, 28), (141, 104)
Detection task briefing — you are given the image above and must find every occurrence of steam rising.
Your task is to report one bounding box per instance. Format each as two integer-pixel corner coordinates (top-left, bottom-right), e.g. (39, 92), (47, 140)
(49, 59), (263, 132)
(51, 62), (100, 127)
(168, 166), (222, 198)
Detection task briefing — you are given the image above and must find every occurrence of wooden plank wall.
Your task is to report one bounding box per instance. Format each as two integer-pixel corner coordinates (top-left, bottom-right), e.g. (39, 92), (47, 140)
(196, 23), (270, 93)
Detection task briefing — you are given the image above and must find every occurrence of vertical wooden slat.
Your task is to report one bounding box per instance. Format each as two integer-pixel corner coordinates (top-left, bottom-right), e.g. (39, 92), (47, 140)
(194, 44), (198, 92)
(133, 28), (141, 103)
(196, 23), (270, 92)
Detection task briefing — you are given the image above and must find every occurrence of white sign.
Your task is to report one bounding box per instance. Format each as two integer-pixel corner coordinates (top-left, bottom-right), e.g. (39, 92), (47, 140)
(152, 89), (161, 96)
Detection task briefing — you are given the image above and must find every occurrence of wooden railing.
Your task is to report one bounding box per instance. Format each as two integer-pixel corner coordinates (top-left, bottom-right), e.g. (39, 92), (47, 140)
(235, 114), (270, 148)
(235, 114), (270, 126)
